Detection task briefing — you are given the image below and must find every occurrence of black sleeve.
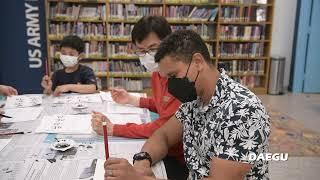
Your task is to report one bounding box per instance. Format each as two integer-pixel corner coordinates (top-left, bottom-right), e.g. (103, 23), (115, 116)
(81, 66), (97, 89)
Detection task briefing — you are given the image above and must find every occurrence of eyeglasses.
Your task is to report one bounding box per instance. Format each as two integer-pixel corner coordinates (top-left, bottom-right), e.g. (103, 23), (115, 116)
(134, 48), (158, 57)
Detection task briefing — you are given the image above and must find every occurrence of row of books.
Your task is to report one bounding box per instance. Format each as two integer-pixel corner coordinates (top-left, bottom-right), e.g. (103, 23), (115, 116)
(219, 25), (265, 40)
(49, 22), (105, 38)
(107, 24), (134, 38)
(109, 0), (219, 3)
(49, 3), (106, 21)
(108, 43), (136, 57)
(49, 42), (106, 58)
(220, 0), (267, 4)
(109, 4), (162, 19)
(165, 6), (218, 21)
(167, 0), (218, 2)
(218, 60), (265, 75)
(109, 78), (145, 91)
(232, 76), (263, 88)
(171, 24), (215, 40)
(109, 61), (146, 73)
(82, 62), (109, 72)
(220, 7), (267, 22)
(48, 23), (217, 40)
(219, 42), (264, 57)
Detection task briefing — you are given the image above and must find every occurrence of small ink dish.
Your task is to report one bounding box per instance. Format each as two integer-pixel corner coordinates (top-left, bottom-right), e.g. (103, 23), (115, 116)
(72, 103), (87, 109)
(51, 139), (75, 152)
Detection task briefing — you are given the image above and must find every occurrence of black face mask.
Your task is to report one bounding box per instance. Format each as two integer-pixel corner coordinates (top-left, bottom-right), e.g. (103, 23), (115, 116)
(168, 62), (199, 103)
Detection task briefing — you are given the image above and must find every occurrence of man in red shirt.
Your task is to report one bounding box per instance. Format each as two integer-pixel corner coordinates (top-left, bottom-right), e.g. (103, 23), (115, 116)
(91, 16), (188, 179)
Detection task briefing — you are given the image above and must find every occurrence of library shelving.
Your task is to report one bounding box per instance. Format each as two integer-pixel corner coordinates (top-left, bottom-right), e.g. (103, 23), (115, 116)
(45, 0), (273, 94)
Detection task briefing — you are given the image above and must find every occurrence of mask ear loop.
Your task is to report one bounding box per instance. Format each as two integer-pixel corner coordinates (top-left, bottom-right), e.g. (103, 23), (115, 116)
(194, 71), (200, 82)
(185, 60), (192, 77)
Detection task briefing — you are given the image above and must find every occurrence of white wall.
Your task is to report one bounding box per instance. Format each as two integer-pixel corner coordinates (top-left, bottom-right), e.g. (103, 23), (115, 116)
(270, 0), (298, 90)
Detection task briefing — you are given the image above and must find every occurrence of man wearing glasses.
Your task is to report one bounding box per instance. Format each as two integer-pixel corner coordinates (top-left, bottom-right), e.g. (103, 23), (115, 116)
(91, 16), (188, 179)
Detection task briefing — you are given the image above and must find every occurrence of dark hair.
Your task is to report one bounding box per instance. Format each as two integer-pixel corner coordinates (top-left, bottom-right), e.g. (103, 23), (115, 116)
(60, 35), (85, 53)
(131, 16), (172, 44)
(155, 30), (212, 65)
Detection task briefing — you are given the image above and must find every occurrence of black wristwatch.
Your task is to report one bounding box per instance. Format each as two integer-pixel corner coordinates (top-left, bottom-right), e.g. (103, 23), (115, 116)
(133, 152), (152, 167)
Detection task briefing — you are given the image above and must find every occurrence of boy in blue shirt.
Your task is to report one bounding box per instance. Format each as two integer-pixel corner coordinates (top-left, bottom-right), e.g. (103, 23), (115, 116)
(41, 35), (97, 96)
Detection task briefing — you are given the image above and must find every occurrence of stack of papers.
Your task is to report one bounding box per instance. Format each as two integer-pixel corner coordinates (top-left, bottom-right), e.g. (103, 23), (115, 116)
(5, 94), (42, 109)
(106, 102), (144, 114)
(99, 91), (146, 102)
(35, 114), (92, 134)
(1, 107), (43, 123)
(53, 94), (102, 104)
(102, 113), (142, 125)
(93, 141), (167, 180)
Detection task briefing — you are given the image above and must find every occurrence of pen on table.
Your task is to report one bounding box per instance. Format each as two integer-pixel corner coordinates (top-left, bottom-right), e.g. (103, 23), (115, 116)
(0, 114), (12, 118)
(0, 131), (24, 136)
(102, 121), (109, 160)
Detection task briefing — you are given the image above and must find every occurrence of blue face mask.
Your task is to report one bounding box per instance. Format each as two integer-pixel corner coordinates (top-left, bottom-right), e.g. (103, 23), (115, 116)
(168, 62), (199, 103)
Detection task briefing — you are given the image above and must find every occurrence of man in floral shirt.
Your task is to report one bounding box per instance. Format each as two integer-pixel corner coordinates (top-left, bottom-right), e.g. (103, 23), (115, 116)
(103, 30), (270, 180)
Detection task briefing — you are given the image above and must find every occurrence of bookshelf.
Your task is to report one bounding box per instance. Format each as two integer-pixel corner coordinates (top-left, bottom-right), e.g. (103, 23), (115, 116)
(45, 0), (274, 94)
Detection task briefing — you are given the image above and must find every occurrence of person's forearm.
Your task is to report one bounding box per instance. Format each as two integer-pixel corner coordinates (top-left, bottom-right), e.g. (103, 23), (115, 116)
(68, 84), (97, 94)
(140, 129), (170, 165)
(128, 95), (140, 107)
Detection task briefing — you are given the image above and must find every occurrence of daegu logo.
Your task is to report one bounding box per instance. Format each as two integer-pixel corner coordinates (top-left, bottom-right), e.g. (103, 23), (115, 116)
(249, 153), (289, 161)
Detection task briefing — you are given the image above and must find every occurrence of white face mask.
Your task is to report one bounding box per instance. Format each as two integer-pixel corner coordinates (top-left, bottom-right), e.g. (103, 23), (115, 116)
(139, 52), (158, 72)
(60, 54), (79, 67)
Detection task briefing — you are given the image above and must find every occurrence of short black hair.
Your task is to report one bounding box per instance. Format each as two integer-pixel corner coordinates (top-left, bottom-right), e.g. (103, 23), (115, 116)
(155, 30), (212, 65)
(60, 35), (85, 53)
(131, 16), (172, 44)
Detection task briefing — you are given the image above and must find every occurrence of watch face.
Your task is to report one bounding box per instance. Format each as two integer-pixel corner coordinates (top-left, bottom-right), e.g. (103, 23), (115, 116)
(133, 152), (152, 166)
(134, 152), (148, 160)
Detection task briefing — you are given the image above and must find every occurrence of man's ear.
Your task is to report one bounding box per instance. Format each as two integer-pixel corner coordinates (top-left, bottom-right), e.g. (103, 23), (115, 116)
(192, 53), (205, 71)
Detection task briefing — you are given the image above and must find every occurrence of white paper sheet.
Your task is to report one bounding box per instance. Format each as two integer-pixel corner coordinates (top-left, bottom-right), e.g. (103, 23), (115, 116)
(106, 102), (144, 114)
(100, 91), (147, 102)
(0, 159), (98, 180)
(94, 141), (167, 180)
(5, 94), (42, 109)
(35, 114), (93, 134)
(102, 113), (142, 125)
(0, 139), (11, 152)
(53, 94), (102, 104)
(1, 107), (43, 123)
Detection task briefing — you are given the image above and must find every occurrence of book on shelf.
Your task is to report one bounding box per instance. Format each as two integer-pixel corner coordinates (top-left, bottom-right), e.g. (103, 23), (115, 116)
(219, 25), (265, 40)
(219, 42), (264, 57)
(206, 43), (215, 57)
(50, 2), (106, 21)
(166, 6), (218, 22)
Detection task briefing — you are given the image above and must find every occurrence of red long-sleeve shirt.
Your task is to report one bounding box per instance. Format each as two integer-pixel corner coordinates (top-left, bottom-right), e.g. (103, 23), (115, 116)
(112, 72), (184, 163)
